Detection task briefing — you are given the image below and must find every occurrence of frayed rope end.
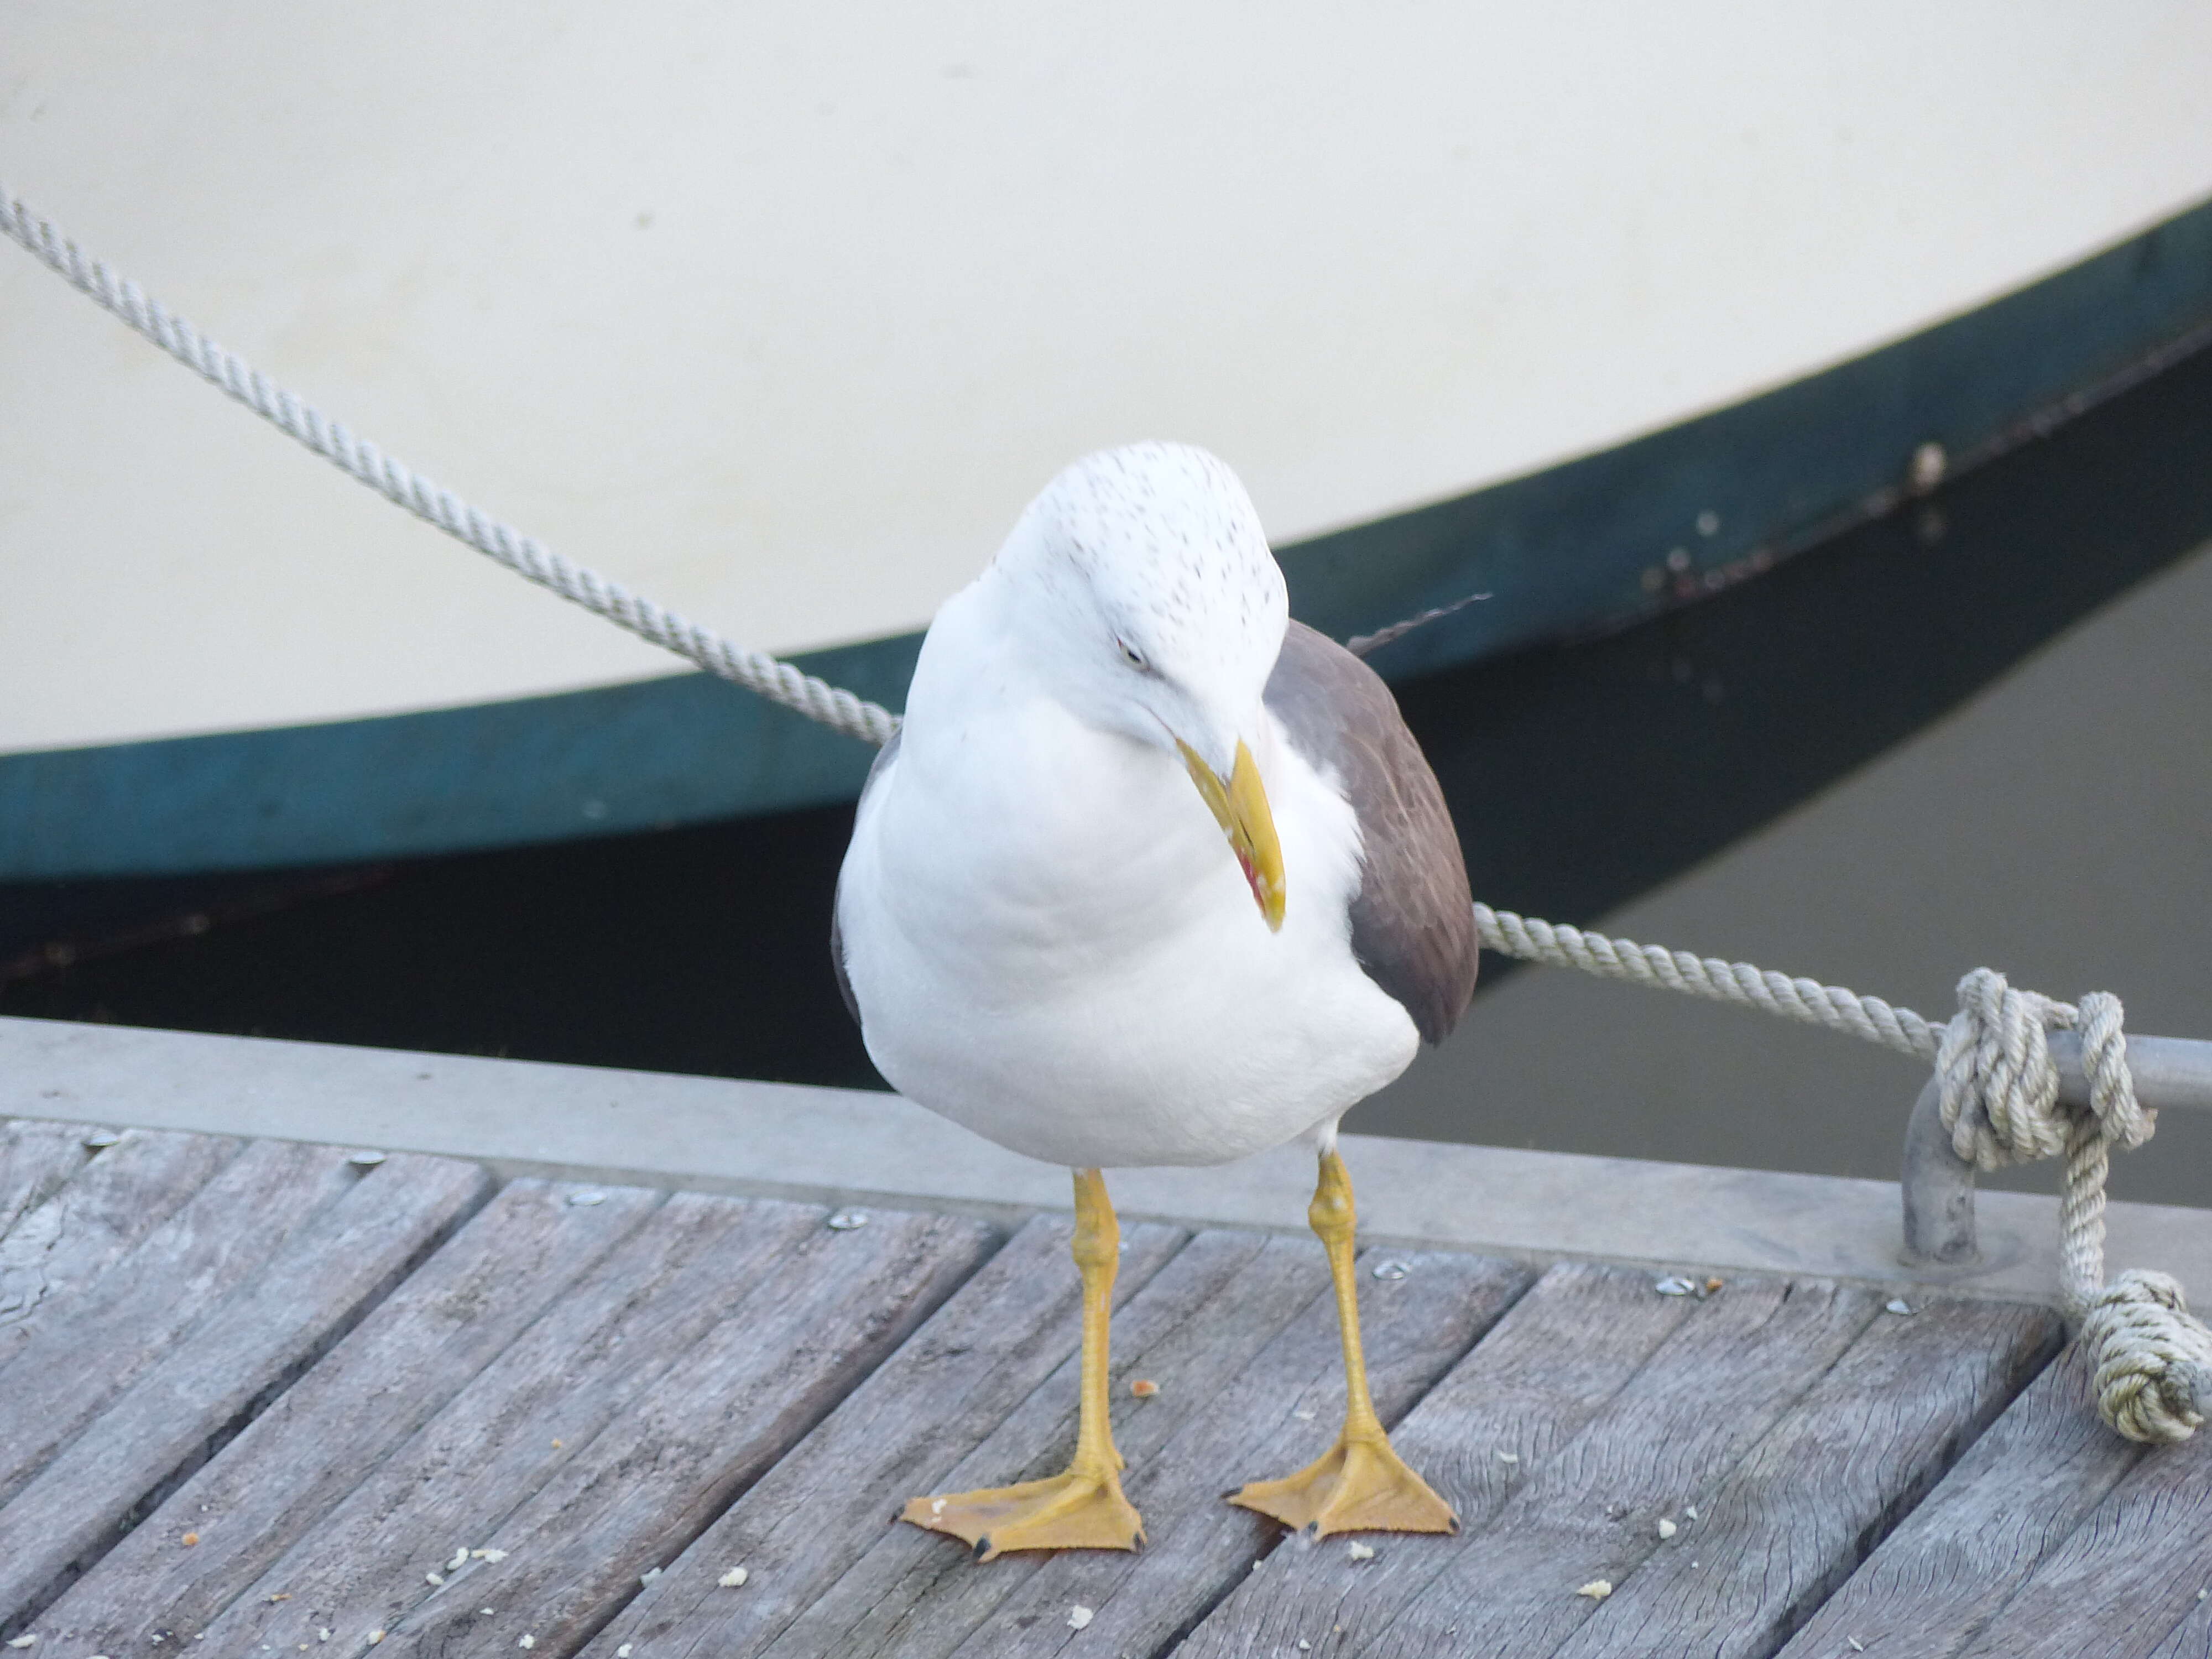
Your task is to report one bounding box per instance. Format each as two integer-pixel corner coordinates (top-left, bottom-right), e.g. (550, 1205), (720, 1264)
(2083, 1270), (2212, 1444)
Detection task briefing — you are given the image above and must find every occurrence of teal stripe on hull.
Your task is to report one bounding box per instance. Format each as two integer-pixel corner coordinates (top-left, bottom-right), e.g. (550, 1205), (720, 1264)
(7, 196), (2210, 880)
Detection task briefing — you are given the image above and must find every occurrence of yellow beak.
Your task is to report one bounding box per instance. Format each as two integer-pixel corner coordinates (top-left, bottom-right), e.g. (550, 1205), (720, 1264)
(1176, 737), (1287, 932)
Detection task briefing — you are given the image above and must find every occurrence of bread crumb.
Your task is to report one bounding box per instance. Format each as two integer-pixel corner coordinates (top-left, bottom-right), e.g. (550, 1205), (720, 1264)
(717, 1568), (748, 1588)
(1129, 1379), (1159, 1398)
(367, 1635), (383, 1646)
(518, 1639), (534, 1651)
(6, 1636), (36, 1648)
(1657, 1518), (1677, 1540)
(616, 1647), (632, 1658)
(181, 1533), (200, 1547)
(425, 1573), (444, 1587)
(1347, 1542), (1375, 1562)
(1575, 1580), (1613, 1601)
(1066, 1606), (1093, 1630)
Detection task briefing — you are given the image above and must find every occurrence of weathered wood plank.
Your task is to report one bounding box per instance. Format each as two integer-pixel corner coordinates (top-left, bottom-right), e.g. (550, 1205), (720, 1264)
(1777, 1344), (2148, 1659)
(185, 1191), (824, 1652)
(0, 1119), (92, 1238)
(1348, 1277), (1881, 1659)
(1, 1128), (241, 1368)
(1171, 1262), (1704, 1659)
(2147, 1577), (2212, 1659)
(1955, 1386), (2212, 1659)
(30, 1178), (662, 1654)
(377, 1206), (995, 1659)
(186, 1194), (982, 1659)
(749, 1228), (1312, 1659)
(0, 1138), (371, 1508)
(1190, 1274), (1880, 1659)
(586, 1214), (1191, 1659)
(0, 1151), (491, 1627)
(936, 1248), (1530, 1659)
(1551, 1296), (2058, 1659)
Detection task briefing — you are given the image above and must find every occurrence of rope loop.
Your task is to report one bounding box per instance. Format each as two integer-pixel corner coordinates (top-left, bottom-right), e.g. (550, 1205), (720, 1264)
(1937, 968), (2073, 1170)
(2075, 990), (2155, 1152)
(1934, 970), (2153, 1171)
(1929, 971), (2208, 1441)
(2080, 1270), (2212, 1444)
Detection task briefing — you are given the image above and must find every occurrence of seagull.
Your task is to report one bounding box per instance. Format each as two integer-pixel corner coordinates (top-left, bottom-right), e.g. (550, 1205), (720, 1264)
(833, 442), (1477, 1558)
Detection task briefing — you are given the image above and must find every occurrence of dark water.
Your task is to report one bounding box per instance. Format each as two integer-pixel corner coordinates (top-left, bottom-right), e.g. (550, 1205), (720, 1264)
(8, 338), (2212, 1203)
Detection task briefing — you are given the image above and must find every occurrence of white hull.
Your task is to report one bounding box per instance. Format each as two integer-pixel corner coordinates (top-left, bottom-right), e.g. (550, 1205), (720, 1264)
(7, 3), (2212, 759)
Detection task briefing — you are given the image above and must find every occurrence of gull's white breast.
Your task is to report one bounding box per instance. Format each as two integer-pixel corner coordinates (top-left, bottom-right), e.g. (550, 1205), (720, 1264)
(836, 585), (1420, 1170)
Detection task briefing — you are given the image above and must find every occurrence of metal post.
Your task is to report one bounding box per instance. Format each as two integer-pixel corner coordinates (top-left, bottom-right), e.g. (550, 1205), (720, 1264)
(1900, 1033), (2212, 1270)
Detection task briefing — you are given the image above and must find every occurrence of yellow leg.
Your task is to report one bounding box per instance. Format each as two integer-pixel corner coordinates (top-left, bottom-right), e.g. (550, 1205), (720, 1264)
(1230, 1150), (1457, 1537)
(901, 1168), (1146, 1560)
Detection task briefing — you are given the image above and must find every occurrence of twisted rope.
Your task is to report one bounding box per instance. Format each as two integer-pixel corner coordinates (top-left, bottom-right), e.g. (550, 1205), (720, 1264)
(1935, 970), (2206, 1442)
(1477, 903), (2209, 1442)
(9, 185), (2203, 1439)
(1472, 904), (1944, 1061)
(0, 186), (898, 748)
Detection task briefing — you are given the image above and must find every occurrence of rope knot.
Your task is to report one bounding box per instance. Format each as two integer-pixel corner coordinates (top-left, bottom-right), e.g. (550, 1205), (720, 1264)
(2080, 1270), (2212, 1444)
(1934, 969), (2152, 1170)
(1933, 970), (2200, 1442)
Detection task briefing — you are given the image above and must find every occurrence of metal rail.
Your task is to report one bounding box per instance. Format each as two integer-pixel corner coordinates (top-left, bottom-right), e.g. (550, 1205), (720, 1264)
(1902, 1033), (2212, 1267)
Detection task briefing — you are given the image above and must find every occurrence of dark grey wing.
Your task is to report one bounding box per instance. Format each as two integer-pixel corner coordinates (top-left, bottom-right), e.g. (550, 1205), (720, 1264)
(1265, 620), (1478, 1044)
(829, 726), (902, 1027)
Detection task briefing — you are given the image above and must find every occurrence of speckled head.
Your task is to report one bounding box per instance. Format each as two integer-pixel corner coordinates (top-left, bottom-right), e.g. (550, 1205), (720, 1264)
(992, 442), (1290, 767)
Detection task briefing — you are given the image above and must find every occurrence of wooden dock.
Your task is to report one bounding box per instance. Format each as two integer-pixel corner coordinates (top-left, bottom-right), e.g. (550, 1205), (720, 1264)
(3, 1113), (2208, 1659)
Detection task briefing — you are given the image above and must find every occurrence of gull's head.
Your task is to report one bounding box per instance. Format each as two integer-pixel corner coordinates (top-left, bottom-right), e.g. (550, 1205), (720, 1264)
(992, 442), (1290, 928)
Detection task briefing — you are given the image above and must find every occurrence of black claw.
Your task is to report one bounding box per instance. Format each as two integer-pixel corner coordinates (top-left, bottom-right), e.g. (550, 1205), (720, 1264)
(973, 1535), (992, 1561)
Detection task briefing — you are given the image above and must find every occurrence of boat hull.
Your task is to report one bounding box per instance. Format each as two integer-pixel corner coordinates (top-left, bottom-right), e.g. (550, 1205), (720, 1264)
(6, 198), (2211, 878)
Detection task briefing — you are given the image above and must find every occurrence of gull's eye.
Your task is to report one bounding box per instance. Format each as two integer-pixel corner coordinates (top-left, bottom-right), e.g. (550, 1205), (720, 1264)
(1116, 638), (1149, 672)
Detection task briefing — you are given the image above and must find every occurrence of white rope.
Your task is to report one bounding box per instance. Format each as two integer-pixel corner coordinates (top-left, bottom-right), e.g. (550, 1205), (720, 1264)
(1477, 901), (2210, 1442)
(0, 186), (899, 749)
(1472, 904), (1944, 1061)
(8, 185), (2203, 1439)
(1933, 969), (2206, 1442)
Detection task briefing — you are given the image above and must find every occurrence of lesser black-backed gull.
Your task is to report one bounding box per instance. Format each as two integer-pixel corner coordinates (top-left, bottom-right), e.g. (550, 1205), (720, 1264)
(834, 442), (1477, 1557)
